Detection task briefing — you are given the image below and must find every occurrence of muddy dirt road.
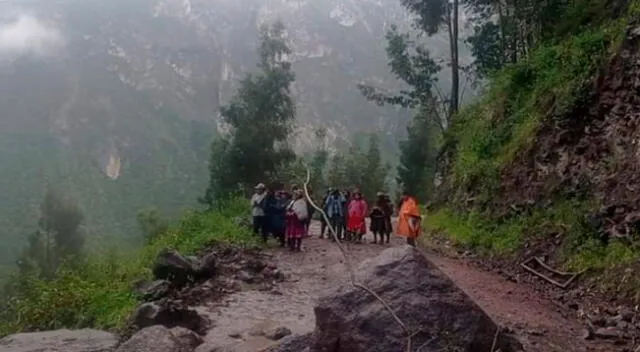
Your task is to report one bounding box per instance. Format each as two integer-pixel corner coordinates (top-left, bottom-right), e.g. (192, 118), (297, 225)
(194, 222), (615, 352)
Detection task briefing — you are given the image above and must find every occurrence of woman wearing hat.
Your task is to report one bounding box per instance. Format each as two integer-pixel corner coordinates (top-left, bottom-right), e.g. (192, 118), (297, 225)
(285, 189), (308, 251)
(250, 183), (268, 241)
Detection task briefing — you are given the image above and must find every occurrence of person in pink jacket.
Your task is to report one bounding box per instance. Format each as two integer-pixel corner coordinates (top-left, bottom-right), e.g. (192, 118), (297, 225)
(346, 191), (368, 243)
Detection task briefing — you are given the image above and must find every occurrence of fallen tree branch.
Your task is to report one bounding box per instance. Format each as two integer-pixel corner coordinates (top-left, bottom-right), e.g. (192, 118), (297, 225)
(491, 325), (501, 352)
(520, 257), (585, 289)
(302, 168), (412, 351)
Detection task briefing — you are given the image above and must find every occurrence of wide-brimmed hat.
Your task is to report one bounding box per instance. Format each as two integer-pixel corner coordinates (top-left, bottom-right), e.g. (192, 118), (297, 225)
(255, 183), (266, 189)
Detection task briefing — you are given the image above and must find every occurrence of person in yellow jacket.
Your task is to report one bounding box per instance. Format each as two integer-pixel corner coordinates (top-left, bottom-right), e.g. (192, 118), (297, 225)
(396, 190), (422, 247)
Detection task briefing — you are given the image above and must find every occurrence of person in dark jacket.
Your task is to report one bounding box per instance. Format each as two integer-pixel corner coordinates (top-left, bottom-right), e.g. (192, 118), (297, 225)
(382, 194), (394, 242)
(324, 189), (345, 241)
(303, 187), (315, 237)
(266, 189), (287, 247)
(319, 189), (331, 239)
(369, 192), (386, 244)
(371, 193), (393, 244)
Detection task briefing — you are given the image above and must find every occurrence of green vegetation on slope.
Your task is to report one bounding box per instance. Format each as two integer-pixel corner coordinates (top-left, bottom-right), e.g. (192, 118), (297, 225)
(428, 1), (640, 272)
(0, 198), (257, 337)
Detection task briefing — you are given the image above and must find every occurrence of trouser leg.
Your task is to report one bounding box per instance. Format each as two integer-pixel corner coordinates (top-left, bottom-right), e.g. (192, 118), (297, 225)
(252, 216), (261, 235)
(320, 220), (326, 238)
(407, 237), (416, 247)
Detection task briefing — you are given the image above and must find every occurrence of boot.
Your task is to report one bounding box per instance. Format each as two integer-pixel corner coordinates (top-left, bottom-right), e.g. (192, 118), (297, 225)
(385, 234), (390, 244)
(288, 238), (295, 251)
(295, 238), (302, 251)
(279, 234), (286, 247)
(371, 233), (378, 244)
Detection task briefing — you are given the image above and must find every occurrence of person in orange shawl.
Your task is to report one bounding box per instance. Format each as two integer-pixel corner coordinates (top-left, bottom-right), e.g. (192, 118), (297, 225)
(396, 190), (422, 247)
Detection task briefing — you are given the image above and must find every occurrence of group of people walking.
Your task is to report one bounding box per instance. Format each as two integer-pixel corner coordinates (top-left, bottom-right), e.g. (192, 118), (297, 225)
(250, 183), (422, 252)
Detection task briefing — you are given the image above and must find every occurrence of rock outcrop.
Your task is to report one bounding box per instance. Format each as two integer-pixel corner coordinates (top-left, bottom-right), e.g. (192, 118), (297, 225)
(311, 246), (523, 352)
(0, 329), (118, 352)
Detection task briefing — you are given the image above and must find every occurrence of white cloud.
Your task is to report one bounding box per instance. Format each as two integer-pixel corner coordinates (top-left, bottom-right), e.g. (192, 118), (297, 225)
(0, 15), (64, 57)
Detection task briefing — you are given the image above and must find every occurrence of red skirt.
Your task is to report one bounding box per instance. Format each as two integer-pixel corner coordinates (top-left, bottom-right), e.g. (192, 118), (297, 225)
(285, 212), (305, 239)
(347, 215), (366, 234)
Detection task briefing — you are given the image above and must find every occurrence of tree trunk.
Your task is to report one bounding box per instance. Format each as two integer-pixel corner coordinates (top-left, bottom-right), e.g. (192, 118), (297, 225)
(498, 1), (508, 66)
(450, 0), (460, 121)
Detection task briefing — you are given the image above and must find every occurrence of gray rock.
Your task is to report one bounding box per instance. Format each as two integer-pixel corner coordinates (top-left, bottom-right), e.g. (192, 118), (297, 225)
(265, 326), (292, 341)
(197, 251), (218, 278)
(153, 249), (199, 286)
(116, 325), (195, 352)
(134, 279), (171, 301)
(237, 270), (254, 283)
(0, 329), (118, 352)
(312, 246), (523, 352)
(593, 327), (621, 339)
(619, 307), (635, 322)
(262, 333), (313, 352)
(169, 327), (204, 349)
(132, 301), (209, 334)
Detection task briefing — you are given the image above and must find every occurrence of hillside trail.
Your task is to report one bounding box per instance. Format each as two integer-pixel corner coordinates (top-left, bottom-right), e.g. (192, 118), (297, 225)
(193, 221), (613, 352)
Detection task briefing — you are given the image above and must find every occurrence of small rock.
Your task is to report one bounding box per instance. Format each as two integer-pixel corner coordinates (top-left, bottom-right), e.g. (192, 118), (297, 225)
(133, 280), (171, 302)
(594, 327), (621, 339)
(197, 251), (218, 278)
(606, 315), (623, 327)
(169, 327), (203, 349)
(228, 332), (242, 339)
(526, 329), (545, 336)
(587, 314), (606, 327)
(619, 307), (635, 322)
(617, 321), (632, 331)
(237, 270), (254, 283)
(581, 328), (594, 340)
(265, 327), (292, 341)
(567, 301), (579, 310)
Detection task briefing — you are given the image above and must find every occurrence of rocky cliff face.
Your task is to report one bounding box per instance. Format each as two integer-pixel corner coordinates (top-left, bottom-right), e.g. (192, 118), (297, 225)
(0, 0), (446, 264)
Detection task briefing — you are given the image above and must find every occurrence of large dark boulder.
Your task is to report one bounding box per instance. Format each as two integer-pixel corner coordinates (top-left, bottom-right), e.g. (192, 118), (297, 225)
(311, 246), (523, 352)
(0, 329), (118, 352)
